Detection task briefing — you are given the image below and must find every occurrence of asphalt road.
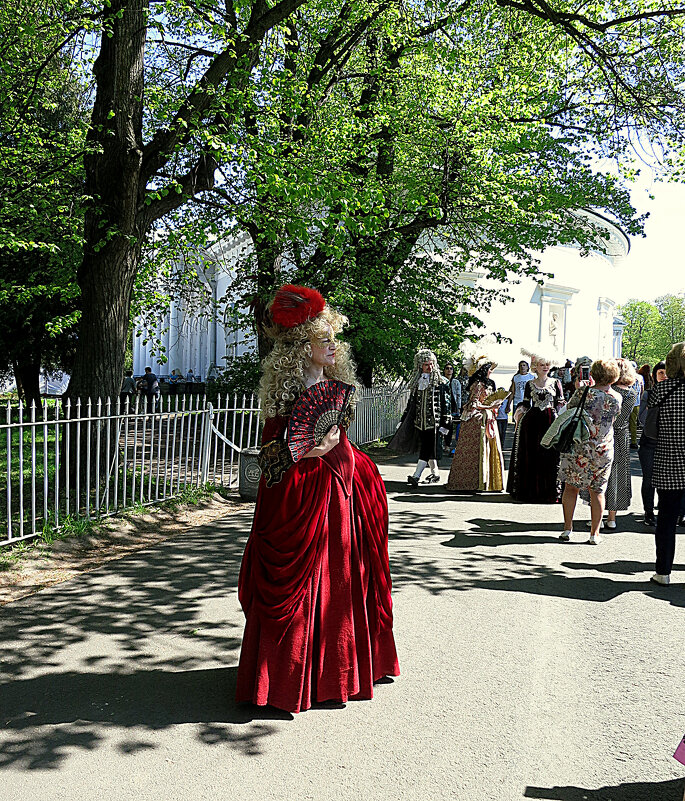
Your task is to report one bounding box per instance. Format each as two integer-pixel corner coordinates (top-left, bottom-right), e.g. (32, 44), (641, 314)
(1, 443), (684, 801)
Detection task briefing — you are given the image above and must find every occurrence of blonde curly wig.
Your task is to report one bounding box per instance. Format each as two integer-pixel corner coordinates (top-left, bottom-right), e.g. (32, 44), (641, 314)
(259, 305), (360, 418)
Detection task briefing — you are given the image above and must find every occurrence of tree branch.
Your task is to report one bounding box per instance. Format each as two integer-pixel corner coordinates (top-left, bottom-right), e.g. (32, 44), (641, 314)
(141, 0), (308, 183)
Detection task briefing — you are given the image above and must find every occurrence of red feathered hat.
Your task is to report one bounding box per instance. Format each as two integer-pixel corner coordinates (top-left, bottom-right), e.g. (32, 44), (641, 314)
(270, 284), (325, 328)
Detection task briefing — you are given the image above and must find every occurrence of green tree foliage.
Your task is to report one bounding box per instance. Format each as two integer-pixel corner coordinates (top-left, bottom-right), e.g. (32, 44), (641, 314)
(213, 0), (660, 381)
(4, 0), (685, 394)
(619, 300), (661, 364)
(205, 351), (261, 403)
(142, 0), (685, 382)
(619, 295), (685, 366)
(0, 1), (91, 404)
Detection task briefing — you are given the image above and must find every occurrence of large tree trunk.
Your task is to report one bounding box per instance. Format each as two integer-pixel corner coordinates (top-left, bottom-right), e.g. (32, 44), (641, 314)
(13, 359), (42, 411)
(68, 245), (141, 402)
(67, 0), (146, 402)
(252, 234), (282, 360)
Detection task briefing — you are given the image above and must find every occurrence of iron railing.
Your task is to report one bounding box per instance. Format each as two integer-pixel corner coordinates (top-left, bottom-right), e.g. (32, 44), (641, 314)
(1, 385), (409, 546)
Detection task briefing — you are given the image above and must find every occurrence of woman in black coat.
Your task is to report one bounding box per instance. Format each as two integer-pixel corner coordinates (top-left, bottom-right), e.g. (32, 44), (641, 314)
(648, 344), (685, 585)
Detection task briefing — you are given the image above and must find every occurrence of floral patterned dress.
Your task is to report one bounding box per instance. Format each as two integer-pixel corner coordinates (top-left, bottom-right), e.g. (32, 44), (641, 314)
(558, 387), (622, 493)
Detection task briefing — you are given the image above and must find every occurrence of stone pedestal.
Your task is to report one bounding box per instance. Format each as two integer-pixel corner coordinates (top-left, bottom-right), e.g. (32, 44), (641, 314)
(239, 448), (262, 500)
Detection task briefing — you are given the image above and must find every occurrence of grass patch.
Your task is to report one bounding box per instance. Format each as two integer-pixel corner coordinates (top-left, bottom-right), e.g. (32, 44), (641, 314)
(0, 481), (224, 572)
(159, 483), (216, 511)
(40, 512), (96, 545)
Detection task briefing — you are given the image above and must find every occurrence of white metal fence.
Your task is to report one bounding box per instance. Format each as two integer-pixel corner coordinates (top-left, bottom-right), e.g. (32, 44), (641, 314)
(1, 386), (409, 546)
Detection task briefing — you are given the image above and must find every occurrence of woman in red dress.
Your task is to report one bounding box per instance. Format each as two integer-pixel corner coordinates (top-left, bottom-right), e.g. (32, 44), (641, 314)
(235, 285), (399, 713)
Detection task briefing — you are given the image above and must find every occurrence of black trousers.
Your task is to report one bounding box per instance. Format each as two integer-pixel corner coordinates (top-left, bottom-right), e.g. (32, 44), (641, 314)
(638, 439), (657, 515)
(497, 419), (507, 446)
(418, 428), (438, 462)
(654, 488), (685, 575)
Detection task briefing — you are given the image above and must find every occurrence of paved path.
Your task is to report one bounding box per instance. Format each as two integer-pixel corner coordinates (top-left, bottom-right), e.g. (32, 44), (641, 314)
(1, 446), (684, 801)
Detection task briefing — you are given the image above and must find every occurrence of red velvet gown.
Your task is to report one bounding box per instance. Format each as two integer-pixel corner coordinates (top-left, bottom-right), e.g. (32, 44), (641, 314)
(235, 415), (400, 713)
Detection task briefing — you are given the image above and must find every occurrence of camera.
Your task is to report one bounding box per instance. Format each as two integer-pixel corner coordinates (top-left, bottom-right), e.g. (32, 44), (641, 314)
(580, 365), (590, 381)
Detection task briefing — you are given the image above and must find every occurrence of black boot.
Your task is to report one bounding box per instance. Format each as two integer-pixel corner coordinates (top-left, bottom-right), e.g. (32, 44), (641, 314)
(644, 512), (656, 527)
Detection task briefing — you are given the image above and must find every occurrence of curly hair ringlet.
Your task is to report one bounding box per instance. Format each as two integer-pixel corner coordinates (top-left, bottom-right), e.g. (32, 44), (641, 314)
(259, 304), (360, 418)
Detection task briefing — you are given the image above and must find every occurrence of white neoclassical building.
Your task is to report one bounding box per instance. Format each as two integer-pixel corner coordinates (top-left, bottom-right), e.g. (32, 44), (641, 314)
(453, 210), (628, 385)
(133, 211), (628, 381)
(133, 232), (254, 379)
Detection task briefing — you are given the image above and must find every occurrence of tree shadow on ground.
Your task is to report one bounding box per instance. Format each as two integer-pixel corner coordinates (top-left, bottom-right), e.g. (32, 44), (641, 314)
(441, 520), (564, 547)
(0, 508), (287, 768)
(0, 665), (290, 770)
(391, 525), (685, 607)
(524, 777), (683, 800)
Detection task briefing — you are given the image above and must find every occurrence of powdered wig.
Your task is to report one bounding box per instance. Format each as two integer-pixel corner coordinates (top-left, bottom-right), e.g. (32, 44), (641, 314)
(665, 342), (685, 379)
(614, 358), (638, 387)
(521, 347), (560, 372)
(259, 304), (359, 418)
(409, 349), (443, 389)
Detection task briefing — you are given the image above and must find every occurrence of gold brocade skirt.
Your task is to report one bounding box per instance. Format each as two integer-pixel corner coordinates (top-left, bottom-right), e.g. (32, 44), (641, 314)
(446, 413), (503, 491)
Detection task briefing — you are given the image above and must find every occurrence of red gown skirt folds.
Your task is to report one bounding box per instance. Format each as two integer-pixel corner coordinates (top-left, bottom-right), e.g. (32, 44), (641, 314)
(236, 420), (399, 713)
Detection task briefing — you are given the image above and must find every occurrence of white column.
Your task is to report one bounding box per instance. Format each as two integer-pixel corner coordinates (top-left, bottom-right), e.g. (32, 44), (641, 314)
(597, 297), (616, 358)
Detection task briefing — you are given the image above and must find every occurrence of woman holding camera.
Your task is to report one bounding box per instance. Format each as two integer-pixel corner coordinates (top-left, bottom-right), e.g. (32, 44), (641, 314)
(558, 359), (622, 545)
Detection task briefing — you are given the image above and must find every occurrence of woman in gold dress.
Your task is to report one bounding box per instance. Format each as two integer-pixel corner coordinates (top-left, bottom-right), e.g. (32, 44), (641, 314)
(446, 361), (504, 491)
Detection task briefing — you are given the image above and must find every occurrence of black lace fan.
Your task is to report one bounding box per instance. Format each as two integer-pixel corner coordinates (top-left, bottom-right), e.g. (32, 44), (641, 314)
(288, 381), (355, 462)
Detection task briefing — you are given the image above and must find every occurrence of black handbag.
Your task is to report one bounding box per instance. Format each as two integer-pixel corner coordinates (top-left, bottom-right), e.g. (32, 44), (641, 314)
(643, 380), (685, 440)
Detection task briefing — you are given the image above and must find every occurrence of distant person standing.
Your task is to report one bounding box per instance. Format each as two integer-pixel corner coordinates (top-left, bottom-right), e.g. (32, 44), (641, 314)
(389, 349), (451, 486)
(638, 361), (666, 527)
(629, 361), (644, 448)
(507, 351), (565, 503)
(141, 366), (160, 412)
(509, 360), (534, 423)
(168, 369), (182, 395)
(558, 359), (622, 545)
(120, 370), (136, 406)
(496, 389), (510, 447)
(604, 359), (639, 530)
(443, 363), (462, 452)
(559, 359), (574, 399)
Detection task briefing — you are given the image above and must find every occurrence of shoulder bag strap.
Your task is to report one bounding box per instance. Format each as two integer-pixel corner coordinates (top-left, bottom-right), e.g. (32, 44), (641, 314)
(572, 386), (590, 420)
(562, 386), (589, 429)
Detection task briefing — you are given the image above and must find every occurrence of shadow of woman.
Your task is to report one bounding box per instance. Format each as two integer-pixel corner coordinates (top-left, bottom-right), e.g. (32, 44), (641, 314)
(524, 777), (683, 800)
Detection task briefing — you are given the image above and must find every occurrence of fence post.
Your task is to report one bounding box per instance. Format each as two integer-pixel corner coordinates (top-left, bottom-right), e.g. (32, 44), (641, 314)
(200, 403), (213, 486)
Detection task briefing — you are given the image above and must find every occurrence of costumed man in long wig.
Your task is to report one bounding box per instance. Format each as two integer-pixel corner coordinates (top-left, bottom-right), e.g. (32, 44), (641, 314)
(389, 348), (451, 486)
